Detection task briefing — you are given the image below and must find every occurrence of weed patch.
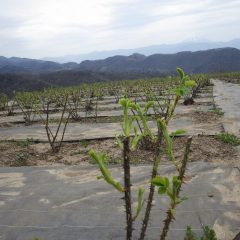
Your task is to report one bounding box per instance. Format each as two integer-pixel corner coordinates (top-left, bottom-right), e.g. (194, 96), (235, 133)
(208, 105), (224, 116)
(215, 133), (240, 145)
(16, 139), (29, 147)
(16, 152), (29, 166)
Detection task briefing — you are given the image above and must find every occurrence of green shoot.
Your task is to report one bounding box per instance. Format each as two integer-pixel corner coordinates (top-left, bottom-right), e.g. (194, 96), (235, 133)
(88, 149), (125, 192)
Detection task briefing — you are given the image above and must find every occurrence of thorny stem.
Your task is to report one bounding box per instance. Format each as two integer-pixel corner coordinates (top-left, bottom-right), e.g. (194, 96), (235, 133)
(178, 137), (192, 185)
(123, 137), (133, 240)
(58, 110), (72, 150)
(139, 137), (162, 240)
(44, 96), (69, 153)
(160, 136), (192, 240)
(165, 95), (180, 125)
(160, 203), (175, 240)
(52, 96), (68, 146)
(95, 96), (98, 123)
(45, 102), (54, 151)
(15, 99), (33, 125)
(140, 95), (176, 240)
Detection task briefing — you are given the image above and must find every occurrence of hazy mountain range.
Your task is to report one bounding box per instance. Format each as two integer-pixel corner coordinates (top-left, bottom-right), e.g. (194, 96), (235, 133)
(77, 48), (240, 74)
(1, 47), (240, 75)
(0, 56), (78, 74)
(42, 39), (240, 63)
(1, 47), (240, 95)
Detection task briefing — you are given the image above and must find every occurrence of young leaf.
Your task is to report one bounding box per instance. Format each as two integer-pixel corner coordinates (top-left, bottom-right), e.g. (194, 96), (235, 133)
(133, 102), (154, 139)
(119, 98), (135, 137)
(157, 118), (179, 170)
(133, 188), (145, 221)
(152, 176), (170, 188)
(119, 98), (128, 108)
(144, 101), (154, 113)
(184, 226), (197, 240)
(88, 149), (125, 192)
(169, 129), (187, 138)
(177, 68), (185, 80)
(129, 126), (142, 150)
(201, 226), (218, 240)
(175, 86), (190, 97)
(116, 136), (124, 150)
(152, 176), (170, 194)
(172, 176), (181, 190)
(182, 75), (190, 83)
(130, 134), (142, 151)
(184, 80), (197, 88)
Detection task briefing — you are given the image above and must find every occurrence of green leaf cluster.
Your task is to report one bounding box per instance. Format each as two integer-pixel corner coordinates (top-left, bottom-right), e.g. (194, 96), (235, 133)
(174, 68), (197, 97)
(152, 176), (185, 205)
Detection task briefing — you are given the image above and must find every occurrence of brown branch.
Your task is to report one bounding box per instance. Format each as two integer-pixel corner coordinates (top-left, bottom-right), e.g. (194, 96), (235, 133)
(160, 136), (192, 240)
(139, 137), (162, 240)
(123, 137), (133, 240)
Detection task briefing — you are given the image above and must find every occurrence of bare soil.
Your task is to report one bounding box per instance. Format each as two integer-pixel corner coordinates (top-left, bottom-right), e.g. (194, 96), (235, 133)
(0, 135), (238, 167)
(191, 111), (222, 124)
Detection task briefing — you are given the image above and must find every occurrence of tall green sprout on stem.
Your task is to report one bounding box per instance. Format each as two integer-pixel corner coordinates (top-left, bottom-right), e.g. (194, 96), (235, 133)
(89, 68), (196, 240)
(89, 98), (144, 240)
(152, 136), (192, 240)
(139, 68), (196, 240)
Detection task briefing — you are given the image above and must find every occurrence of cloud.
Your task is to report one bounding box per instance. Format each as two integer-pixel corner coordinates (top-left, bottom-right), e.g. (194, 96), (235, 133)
(0, 0), (239, 58)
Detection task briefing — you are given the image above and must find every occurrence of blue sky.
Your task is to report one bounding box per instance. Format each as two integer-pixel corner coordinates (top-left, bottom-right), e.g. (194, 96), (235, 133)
(0, 0), (240, 58)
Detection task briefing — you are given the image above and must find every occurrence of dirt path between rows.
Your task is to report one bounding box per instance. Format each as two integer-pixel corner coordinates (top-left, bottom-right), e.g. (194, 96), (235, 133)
(212, 79), (240, 137)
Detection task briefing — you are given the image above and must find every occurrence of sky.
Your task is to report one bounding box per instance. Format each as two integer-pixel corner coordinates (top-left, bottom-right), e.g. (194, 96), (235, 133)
(0, 0), (240, 59)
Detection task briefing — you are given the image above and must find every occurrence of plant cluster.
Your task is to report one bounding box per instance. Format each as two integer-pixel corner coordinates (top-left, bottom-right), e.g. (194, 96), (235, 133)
(0, 92), (14, 115)
(211, 71), (240, 83)
(0, 72), (210, 155)
(185, 225), (218, 240)
(89, 68), (199, 240)
(208, 106), (224, 116)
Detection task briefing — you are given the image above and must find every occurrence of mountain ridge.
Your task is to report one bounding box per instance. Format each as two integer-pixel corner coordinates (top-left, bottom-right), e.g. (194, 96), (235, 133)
(76, 47), (240, 74)
(1, 47), (240, 75)
(41, 39), (240, 63)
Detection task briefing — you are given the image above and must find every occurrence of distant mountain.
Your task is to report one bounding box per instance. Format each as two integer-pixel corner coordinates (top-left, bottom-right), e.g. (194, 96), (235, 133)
(42, 39), (240, 63)
(77, 48), (240, 74)
(79, 53), (147, 72)
(1, 47), (240, 95)
(0, 56), (77, 73)
(1, 47), (240, 75)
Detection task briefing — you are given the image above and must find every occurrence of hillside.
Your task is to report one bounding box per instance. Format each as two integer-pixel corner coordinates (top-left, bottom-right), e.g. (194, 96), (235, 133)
(0, 71), (153, 96)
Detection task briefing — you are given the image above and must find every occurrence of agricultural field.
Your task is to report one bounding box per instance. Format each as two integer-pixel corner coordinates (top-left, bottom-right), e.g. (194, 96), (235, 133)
(0, 70), (240, 240)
